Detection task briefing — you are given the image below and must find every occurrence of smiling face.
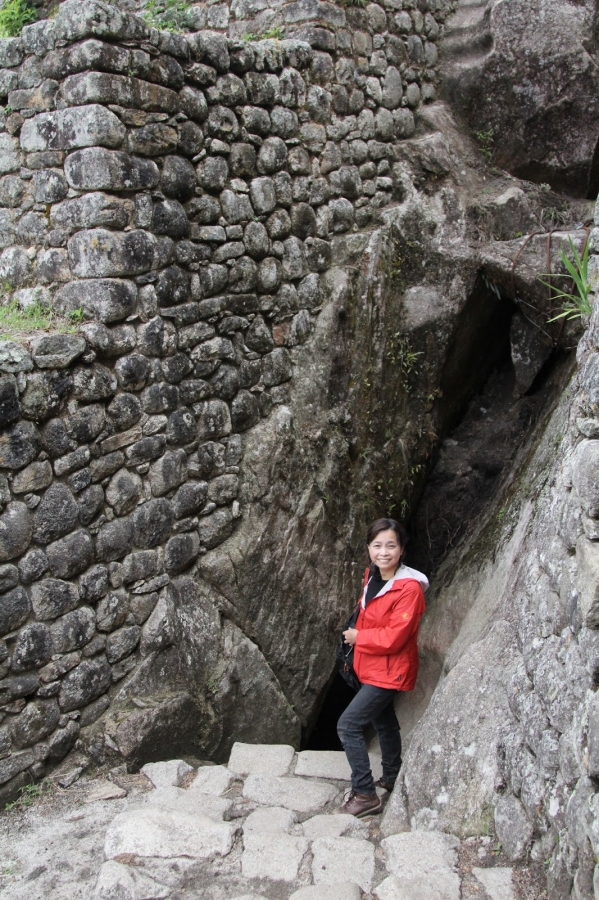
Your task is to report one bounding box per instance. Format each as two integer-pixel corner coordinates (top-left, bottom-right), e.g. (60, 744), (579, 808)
(368, 528), (403, 580)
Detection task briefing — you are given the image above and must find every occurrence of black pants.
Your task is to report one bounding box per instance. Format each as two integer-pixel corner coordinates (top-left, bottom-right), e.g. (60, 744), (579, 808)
(337, 683), (402, 794)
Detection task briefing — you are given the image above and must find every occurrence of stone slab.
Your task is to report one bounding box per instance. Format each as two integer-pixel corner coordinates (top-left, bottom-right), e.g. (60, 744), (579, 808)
(243, 805), (298, 834)
(311, 836), (375, 892)
(290, 886), (362, 900)
(85, 781), (127, 803)
(104, 807), (236, 860)
(144, 786), (232, 821)
(472, 867), (515, 900)
(294, 750), (382, 782)
(188, 764), (235, 796)
(243, 774), (338, 813)
(381, 831), (461, 877)
(241, 832), (309, 881)
(94, 860), (170, 899)
(301, 813), (368, 841)
(228, 741), (296, 776)
(374, 873), (460, 900)
(141, 759), (193, 790)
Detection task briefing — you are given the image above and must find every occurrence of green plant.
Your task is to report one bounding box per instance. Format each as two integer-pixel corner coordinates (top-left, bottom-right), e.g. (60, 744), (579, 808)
(0, 0), (36, 37)
(476, 127), (495, 161)
(142, 0), (190, 31)
(540, 237), (593, 322)
(243, 26), (284, 41)
(385, 332), (422, 381)
(0, 297), (84, 339)
(4, 781), (51, 811)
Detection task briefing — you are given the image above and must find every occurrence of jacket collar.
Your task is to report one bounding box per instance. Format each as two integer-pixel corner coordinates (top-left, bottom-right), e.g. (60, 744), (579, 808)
(361, 564), (429, 607)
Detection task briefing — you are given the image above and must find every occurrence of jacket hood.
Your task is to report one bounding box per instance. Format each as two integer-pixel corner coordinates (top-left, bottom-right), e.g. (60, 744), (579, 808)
(392, 564), (429, 592)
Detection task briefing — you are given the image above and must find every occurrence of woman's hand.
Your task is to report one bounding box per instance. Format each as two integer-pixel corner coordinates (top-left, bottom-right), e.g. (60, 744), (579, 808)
(343, 628), (358, 646)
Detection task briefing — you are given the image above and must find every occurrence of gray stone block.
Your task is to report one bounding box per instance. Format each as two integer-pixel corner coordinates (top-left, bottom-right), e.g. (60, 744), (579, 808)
(65, 147), (159, 192)
(104, 806), (236, 860)
(242, 832), (309, 881)
(243, 774), (337, 812)
(68, 228), (156, 278)
(59, 658), (111, 712)
(21, 105), (125, 152)
(312, 836), (375, 892)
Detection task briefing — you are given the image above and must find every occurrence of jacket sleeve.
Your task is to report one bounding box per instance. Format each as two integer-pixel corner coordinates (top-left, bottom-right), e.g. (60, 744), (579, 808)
(355, 582), (424, 655)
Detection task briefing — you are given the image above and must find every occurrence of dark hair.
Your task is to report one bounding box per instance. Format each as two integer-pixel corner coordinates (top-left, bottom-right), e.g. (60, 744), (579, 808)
(366, 518), (408, 572)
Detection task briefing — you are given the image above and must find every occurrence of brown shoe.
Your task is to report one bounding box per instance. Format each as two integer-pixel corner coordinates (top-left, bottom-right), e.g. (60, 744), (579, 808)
(375, 778), (395, 792)
(339, 791), (383, 818)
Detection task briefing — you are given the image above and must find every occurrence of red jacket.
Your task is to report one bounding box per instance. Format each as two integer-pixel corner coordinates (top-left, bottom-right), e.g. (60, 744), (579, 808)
(353, 565), (427, 691)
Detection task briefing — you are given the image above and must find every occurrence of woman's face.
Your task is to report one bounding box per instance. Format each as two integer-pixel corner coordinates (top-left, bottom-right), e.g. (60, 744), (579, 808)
(368, 529), (402, 577)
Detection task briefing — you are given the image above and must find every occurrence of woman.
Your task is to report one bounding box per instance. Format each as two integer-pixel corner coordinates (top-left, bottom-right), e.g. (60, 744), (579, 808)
(337, 517), (428, 817)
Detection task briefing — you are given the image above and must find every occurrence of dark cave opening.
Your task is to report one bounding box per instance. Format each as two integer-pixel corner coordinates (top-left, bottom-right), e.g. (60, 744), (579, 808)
(305, 673), (356, 751)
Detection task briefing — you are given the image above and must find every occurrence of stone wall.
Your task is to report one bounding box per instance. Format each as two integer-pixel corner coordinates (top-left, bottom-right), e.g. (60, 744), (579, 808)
(0, 0), (452, 799)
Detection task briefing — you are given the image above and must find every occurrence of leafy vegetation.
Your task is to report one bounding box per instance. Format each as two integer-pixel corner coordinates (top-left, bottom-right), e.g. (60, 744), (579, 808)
(4, 780), (53, 811)
(243, 26), (284, 41)
(0, 294), (83, 340)
(475, 127), (495, 161)
(142, 0), (190, 32)
(0, 0), (37, 37)
(540, 237), (593, 322)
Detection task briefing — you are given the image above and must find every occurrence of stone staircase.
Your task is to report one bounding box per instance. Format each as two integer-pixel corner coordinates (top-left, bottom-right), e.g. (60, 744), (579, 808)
(0, 745), (517, 900)
(440, 0), (495, 91)
(83, 743), (514, 900)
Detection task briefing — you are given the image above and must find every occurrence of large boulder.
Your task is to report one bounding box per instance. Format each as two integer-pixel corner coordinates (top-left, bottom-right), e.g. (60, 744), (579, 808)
(441, 0), (599, 195)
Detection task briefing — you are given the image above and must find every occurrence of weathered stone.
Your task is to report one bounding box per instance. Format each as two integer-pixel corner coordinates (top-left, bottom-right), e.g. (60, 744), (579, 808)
(243, 774), (337, 812)
(0, 564), (18, 593)
(73, 364), (117, 402)
(104, 806), (236, 861)
(20, 105), (125, 152)
(282, 236), (308, 279)
(125, 435), (167, 466)
(0, 341), (33, 375)
(156, 265), (190, 308)
(46, 530), (94, 579)
(114, 354), (152, 392)
(0, 421), (40, 469)
(11, 699), (59, 749)
(64, 147), (159, 192)
(31, 334), (86, 370)
(56, 278), (137, 324)
(31, 578), (79, 622)
(0, 588), (32, 639)
(242, 832), (309, 882)
(377, 832), (461, 899)
(65, 405), (105, 443)
(96, 518), (134, 563)
(263, 348), (293, 386)
(142, 759), (194, 790)
(312, 837), (375, 893)
(290, 886), (361, 900)
(50, 607), (95, 653)
(96, 590), (129, 633)
(54, 0), (151, 43)
(257, 136), (288, 174)
(52, 192), (130, 232)
(33, 483), (79, 545)
(164, 533), (200, 574)
(59, 658), (111, 713)
(220, 190), (253, 224)
(195, 399), (232, 440)
(0, 750), (34, 786)
(161, 155), (196, 201)
(18, 548), (48, 585)
(494, 794), (534, 861)
(250, 177), (277, 215)
(132, 499), (174, 550)
(106, 468), (143, 517)
(20, 372), (73, 424)
(197, 508), (233, 549)
(68, 228), (156, 278)
(149, 450), (187, 497)
(172, 481), (208, 519)
(106, 625), (140, 664)
(47, 719), (79, 762)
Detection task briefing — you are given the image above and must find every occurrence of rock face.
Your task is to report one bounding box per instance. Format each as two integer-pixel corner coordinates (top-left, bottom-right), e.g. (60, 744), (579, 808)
(441, 0), (599, 195)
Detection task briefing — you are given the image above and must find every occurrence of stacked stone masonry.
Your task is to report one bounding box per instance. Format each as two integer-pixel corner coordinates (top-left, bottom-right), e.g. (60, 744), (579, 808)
(0, 0), (449, 798)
